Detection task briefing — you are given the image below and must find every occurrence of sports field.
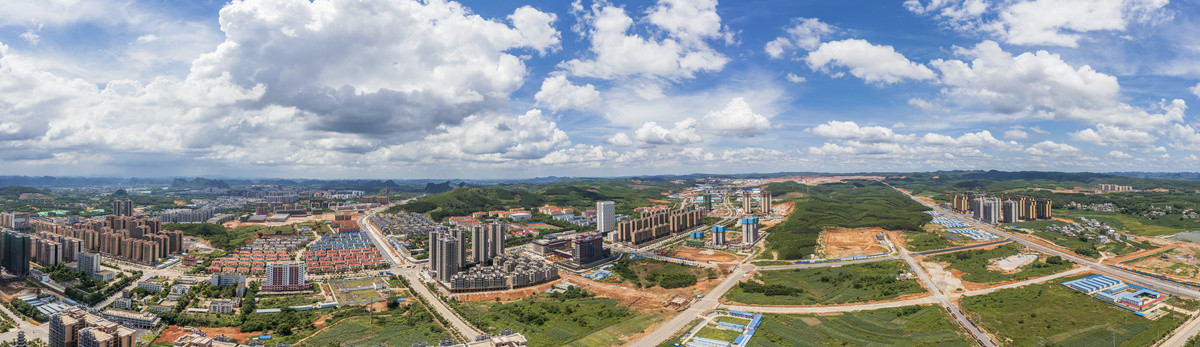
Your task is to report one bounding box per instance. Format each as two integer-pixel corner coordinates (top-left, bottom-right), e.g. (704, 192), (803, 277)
(723, 260), (925, 306)
(959, 280), (1185, 346)
(749, 306), (971, 346)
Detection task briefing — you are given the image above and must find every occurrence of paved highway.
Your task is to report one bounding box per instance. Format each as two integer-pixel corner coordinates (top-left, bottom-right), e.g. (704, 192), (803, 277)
(1162, 313), (1200, 347)
(886, 183), (1200, 300)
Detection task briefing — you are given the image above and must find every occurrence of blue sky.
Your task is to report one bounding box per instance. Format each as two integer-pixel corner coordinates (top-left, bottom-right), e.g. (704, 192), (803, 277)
(0, 0), (1198, 179)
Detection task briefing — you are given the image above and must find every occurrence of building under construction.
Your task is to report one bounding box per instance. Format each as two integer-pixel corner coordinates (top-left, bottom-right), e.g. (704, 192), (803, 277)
(615, 207), (704, 245)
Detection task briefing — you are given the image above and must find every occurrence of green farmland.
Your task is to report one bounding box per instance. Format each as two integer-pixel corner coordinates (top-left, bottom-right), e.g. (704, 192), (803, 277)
(724, 260), (925, 306)
(959, 280), (1185, 346)
(304, 305), (451, 346)
(750, 306), (971, 346)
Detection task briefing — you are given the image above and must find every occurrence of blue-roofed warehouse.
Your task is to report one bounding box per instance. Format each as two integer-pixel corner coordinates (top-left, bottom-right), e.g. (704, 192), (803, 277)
(1064, 275), (1122, 294)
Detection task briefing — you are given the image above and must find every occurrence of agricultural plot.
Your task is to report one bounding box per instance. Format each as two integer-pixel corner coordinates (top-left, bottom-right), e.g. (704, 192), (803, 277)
(304, 306), (451, 346)
(749, 306), (971, 346)
(564, 314), (662, 347)
(959, 280), (1185, 346)
(724, 260), (925, 306)
(928, 243), (1072, 284)
(454, 294), (639, 347)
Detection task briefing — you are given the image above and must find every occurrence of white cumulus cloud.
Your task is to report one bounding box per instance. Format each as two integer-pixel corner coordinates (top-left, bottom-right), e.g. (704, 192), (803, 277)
(806, 39), (936, 84)
(765, 18), (834, 59)
(534, 75), (601, 111)
(699, 97), (774, 136)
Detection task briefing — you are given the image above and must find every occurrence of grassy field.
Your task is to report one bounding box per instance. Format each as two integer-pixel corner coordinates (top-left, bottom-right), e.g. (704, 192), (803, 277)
(564, 313), (661, 347)
(750, 306), (971, 346)
(256, 294), (324, 309)
(304, 307), (450, 346)
(455, 294), (637, 346)
(905, 231), (956, 252)
(612, 258), (709, 289)
(723, 260), (925, 306)
(959, 280), (1185, 346)
(694, 326), (742, 343)
(929, 243), (1072, 284)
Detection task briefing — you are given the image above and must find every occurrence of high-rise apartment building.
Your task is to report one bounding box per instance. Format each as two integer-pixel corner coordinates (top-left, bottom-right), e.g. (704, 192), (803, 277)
(262, 261), (307, 291)
(1002, 200), (1020, 223)
(470, 222), (507, 265)
(1, 230), (31, 277)
(760, 190), (773, 214)
(111, 200), (133, 217)
(742, 217), (760, 245)
(431, 232), (461, 283)
(77, 252), (101, 277)
(50, 307), (136, 347)
(742, 190), (752, 214)
(980, 198), (1001, 224)
(596, 201), (616, 235)
(1, 212), (29, 230)
(615, 207), (703, 245)
(712, 225), (726, 246)
(32, 236), (63, 266)
(570, 232), (610, 267)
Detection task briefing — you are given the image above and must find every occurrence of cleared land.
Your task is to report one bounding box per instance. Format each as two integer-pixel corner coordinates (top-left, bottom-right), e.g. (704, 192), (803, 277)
(959, 279), (1185, 346)
(723, 260), (926, 306)
(1126, 247), (1200, 283)
(818, 228), (889, 259)
(927, 243), (1072, 284)
(668, 246), (739, 263)
(750, 306), (971, 346)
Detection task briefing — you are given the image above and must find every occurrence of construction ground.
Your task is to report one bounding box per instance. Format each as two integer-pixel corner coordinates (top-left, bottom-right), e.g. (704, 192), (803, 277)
(817, 228), (890, 259)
